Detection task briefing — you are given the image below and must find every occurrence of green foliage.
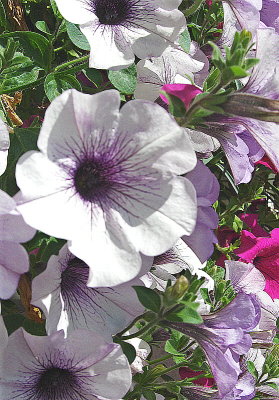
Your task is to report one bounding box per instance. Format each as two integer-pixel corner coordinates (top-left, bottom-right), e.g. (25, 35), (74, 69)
(178, 28), (191, 53)
(0, 127), (39, 195)
(0, 31), (53, 70)
(133, 286), (162, 313)
(108, 64), (137, 95)
(44, 72), (81, 100)
(66, 21), (90, 51)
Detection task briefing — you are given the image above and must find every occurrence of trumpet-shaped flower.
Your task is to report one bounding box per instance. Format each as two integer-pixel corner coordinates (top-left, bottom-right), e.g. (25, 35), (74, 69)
(0, 328), (132, 400)
(16, 89), (197, 287)
(166, 293), (260, 397)
(54, 0), (186, 69)
(0, 189), (35, 299)
(31, 244), (145, 338)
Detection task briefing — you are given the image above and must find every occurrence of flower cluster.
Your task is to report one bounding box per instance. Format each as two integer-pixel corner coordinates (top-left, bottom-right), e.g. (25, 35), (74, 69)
(0, 0), (278, 399)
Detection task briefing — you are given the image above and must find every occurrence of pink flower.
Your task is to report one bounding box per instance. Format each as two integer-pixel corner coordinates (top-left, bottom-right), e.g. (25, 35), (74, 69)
(235, 229), (279, 299)
(255, 154), (278, 173)
(160, 84), (202, 110)
(179, 367), (215, 387)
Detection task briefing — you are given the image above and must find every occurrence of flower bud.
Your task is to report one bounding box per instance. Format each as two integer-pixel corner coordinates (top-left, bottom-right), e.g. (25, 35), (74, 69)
(164, 275), (189, 306)
(222, 93), (279, 123)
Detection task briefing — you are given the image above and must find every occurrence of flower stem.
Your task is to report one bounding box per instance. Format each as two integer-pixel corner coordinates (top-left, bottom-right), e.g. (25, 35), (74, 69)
(184, 0), (205, 17)
(120, 320), (159, 340)
(54, 55), (89, 72)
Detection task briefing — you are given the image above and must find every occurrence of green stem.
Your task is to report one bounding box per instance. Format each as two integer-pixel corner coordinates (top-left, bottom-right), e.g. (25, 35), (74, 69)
(0, 75), (46, 95)
(152, 361), (187, 378)
(148, 354), (173, 365)
(184, 0), (205, 17)
(120, 320), (159, 340)
(115, 315), (144, 338)
(54, 55), (89, 72)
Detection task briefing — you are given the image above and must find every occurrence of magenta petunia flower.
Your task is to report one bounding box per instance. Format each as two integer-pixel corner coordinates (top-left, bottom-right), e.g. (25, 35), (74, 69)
(0, 328), (132, 399)
(235, 228), (279, 299)
(16, 89), (197, 287)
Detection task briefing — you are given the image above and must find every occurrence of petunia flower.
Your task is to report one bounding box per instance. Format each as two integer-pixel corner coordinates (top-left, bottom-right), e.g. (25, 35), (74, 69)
(179, 366), (215, 387)
(235, 228), (279, 299)
(0, 328), (132, 400)
(163, 29), (279, 183)
(0, 117), (10, 177)
(0, 189), (35, 299)
(182, 160), (219, 263)
(54, 0), (186, 70)
(260, 0), (279, 32)
(218, 0), (262, 49)
(31, 244), (146, 338)
(144, 238), (214, 293)
(135, 44), (208, 102)
(165, 292), (261, 397)
(15, 89), (197, 287)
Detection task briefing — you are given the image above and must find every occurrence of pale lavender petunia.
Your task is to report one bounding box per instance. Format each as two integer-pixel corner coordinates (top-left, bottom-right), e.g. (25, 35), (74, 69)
(166, 293), (261, 397)
(0, 328), (132, 400)
(201, 28), (279, 183)
(16, 89), (197, 287)
(144, 238), (214, 292)
(219, 0), (262, 48)
(54, 0), (186, 69)
(260, 0), (279, 32)
(31, 244), (146, 338)
(135, 46), (219, 156)
(0, 189), (35, 299)
(0, 118), (10, 176)
(135, 43), (207, 102)
(182, 160), (219, 263)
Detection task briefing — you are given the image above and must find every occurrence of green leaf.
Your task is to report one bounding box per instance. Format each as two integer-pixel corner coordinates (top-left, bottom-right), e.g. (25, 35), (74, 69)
(162, 93), (186, 117)
(23, 319), (46, 336)
(178, 28), (191, 53)
(0, 0), (7, 29)
(108, 64), (137, 94)
(0, 31), (53, 70)
(164, 340), (183, 356)
(222, 66), (248, 82)
(0, 60), (41, 94)
(133, 286), (161, 313)
(44, 73), (82, 101)
(142, 389), (156, 400)
(35, 21), (51, 35)
(66, 21), (90, 50)
(0, 128), (39, 195)
(166, 303), (203, 324)
(114, 339), (136, 364)
(83, 68), (103, 87)
(247, 361), (258, 379)
(3, 314), (25, 335)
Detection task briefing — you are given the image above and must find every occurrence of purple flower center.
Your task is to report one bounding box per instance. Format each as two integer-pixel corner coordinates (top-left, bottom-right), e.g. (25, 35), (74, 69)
(35, 367), (79, 399)
(61, 257), (89, 296)
(93, 0), (133, 25)
(73, 159), (110, 202)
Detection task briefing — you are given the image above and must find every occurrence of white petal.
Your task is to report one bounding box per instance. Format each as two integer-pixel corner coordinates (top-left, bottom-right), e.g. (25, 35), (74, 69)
(54, 0), (95, 24)
(38, 89), (121, 160)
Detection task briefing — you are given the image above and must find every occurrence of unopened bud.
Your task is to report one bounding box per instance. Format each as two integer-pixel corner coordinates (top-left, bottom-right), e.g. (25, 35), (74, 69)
(222, 93), (279, 123)
(163, 276), (189, 306)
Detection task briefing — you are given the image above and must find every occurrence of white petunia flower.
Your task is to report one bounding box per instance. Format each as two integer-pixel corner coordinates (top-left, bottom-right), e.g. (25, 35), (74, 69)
(16, 89), (197, 287)
(31, 244), (147, 338)
(54, 0), (186, 69)
(0, 328), (132, 400)
(0, 118), (10, 177)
